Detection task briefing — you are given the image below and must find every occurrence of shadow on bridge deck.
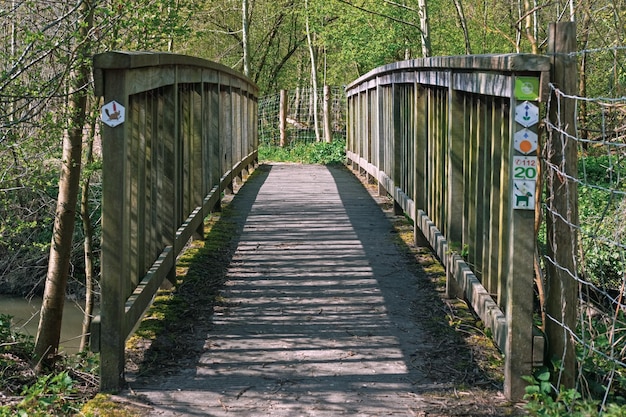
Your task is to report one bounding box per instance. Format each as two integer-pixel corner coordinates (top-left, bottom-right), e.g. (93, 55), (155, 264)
(121, 163), (517, 417)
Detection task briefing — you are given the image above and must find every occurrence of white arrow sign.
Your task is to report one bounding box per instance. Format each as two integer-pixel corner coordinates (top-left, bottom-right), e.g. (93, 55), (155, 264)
(514, 101), (539, 128)
(101, 100), (125, 127)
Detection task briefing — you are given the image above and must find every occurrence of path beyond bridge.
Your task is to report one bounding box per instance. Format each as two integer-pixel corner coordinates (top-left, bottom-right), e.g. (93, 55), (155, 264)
(120, 163), (518, 416)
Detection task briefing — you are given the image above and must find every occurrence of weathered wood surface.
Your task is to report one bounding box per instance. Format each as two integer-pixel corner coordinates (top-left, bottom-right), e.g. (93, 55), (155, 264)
(545, 21), (579, 390)
(125, 163), (479, 416)
(94, 51), (258, 391)
(345, 53), (547, 400)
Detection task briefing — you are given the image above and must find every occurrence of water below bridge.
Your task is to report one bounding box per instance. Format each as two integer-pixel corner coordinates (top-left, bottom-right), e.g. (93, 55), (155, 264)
(0, 295), (91, 354)
(121, 163), (515, 416)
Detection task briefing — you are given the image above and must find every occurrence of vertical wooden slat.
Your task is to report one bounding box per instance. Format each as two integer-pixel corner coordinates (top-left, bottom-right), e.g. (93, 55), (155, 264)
(392, 83), (403, 215)
(447, 84), (465, 297)
(377, 82), (385, 196)
(487, 98), (504, 297)
(162, 83), (178, 279)
(136, 93), (147, 282)
(209, 83), (220, 208)
(474, 97), (486, 281)
(497, 101), (511, 315)
(146, 92), (157, 267)
(192, 84), (204, 239)
(480, 99), (493, 290)
(439, 88), (447, 230)
(414, 84), (427, 213)
(466, 96), (479, 270)
(221, 80), (233, 194)
(128, 95), (139, 294)
(427, 90), (435, 225)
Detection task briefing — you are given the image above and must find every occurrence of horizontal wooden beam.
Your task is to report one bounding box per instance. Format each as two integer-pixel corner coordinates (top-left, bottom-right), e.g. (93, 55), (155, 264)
(415, 210), (508, 352)
(94, 51), (258, 97)
(346, 54), (550, 91)
(124, 247), (175, 338)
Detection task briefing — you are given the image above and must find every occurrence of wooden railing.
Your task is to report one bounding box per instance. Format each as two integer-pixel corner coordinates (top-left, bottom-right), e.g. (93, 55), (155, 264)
(92, 52), (258, 391)
(345, 54), (550, 400)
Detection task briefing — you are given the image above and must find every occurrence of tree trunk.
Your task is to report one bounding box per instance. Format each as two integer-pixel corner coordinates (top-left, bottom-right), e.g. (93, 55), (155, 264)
(242, 0), (250, 77)
(417, 0), (431, 57)
(452, 0), (471, 54)
(578, 3), (593, 145)
(79, 102), (98, 352)
(305, 0), (320, 142)
(523, 0), (538, 53)
(34, 0), (94, 367)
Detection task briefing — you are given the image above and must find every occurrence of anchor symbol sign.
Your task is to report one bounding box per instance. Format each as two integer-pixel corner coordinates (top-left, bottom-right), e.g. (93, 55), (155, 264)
(101, 100), (126, 127)
(523, 104), (531, 121)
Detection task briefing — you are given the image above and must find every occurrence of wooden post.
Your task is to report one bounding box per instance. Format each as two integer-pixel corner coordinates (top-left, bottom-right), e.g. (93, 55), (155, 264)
(545, 21), (578, 390)
(323, 85), (333, 143)
(279, 89), (288, 147)
(99, 68), (128, 392)
(504, 89), (536, 401)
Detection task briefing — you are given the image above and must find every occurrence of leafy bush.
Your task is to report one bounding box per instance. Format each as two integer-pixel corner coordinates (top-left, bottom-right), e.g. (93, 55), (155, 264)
(1, 371), (78, 417)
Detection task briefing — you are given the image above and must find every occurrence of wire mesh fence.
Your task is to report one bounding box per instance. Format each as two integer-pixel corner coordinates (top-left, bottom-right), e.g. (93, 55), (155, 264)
(258, 86), (346, 146)
(542, 45), (626, 407)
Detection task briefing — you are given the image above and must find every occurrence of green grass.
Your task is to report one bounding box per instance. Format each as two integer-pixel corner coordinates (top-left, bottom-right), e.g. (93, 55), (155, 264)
(259, 138), (346, 165)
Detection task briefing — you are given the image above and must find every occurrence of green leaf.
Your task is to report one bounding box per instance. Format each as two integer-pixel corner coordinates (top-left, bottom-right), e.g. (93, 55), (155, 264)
(536, 366), (551, 381)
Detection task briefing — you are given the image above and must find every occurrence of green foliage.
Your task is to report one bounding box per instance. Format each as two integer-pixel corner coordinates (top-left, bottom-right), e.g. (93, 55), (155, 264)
(0, 316), (77, 416)
(523, 366), (626, 417)
(259, 138), (346, 165)
(577, 154), (626, 289)
(0, 314), (34, 359)
(0, 316), (100, 416)
(6, 372), (77, 417)
(577, 309), (626, 403)
(98, 0), (199, 51)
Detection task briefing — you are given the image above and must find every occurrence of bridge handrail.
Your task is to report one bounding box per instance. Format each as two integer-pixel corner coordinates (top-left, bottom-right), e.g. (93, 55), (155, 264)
(92, 51), (258, 391)
(345, 53), (550, 400)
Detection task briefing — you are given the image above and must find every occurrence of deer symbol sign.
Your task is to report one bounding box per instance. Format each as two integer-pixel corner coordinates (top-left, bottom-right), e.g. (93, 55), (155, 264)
(101, 100), (126, 127)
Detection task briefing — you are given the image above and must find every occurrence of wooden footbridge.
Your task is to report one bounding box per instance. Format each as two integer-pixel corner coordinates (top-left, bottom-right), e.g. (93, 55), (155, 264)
(90, 24), (576, 406)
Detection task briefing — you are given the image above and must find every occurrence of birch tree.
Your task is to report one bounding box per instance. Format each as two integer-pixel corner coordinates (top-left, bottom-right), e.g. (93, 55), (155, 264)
(242, 0), (250, 77)
(452, 0), (471, 54)
(305, 0), (321, 142)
